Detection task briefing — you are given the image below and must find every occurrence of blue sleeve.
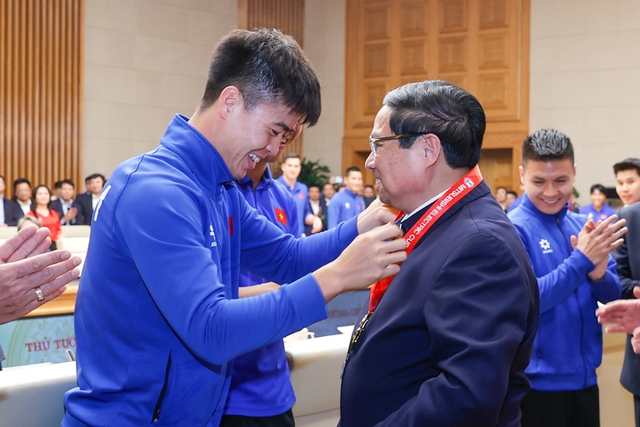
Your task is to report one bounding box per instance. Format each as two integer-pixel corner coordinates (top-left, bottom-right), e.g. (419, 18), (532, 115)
(376, 233), (533, 426)
(587, 256), (622, 303)
(238, 198), (359, 284)
(115, 183), (341, 365)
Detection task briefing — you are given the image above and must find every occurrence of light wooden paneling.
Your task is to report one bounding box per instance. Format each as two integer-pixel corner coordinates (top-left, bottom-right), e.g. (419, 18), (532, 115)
(344, 0), (530, 191)
(238, 0), (306, 161)
(0, 0), (83, 198)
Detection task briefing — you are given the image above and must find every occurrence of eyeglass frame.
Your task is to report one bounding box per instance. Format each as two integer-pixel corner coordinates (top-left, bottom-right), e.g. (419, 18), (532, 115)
(368, 133), (427, 157)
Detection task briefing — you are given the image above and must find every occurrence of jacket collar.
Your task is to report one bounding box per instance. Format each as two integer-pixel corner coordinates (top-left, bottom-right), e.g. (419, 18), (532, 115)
(161, 114), (234, 195)
(520, 193), (569, 222)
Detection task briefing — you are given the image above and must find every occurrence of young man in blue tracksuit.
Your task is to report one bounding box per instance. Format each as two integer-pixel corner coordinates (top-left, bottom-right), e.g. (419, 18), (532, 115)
(509, 129), (627, 427)
(223, 125), (301, 426)
(62, 29), (407, 427)
(327, 167), (365, 229)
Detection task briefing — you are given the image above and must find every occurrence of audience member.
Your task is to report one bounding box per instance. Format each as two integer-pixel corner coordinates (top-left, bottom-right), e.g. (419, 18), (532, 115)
(495, 185), (509, 212)
(610, 157), (640, 427)
(614, 158), (640, 207)
(0, 175), (22, 226)
(363, 184), (376, 208)
(12, 178), (32, 215)
(62, 28), (406, 426)
(508, 184), (525, 212)
(339, 80), (539, 427)
(321, 182), (335, 207)
(26, 185), (62, 251)
(276, 153), (322, 235)
(51, 179), (78, 226)
(327, 166), (365, 229)
(508, 129), (626, 427)
(74, 173), (106, 225)
(306, 184), (325, 235)
(581, 184), (616, 222)
(0, 225), (81, 369)
(224, 122), (302, 427)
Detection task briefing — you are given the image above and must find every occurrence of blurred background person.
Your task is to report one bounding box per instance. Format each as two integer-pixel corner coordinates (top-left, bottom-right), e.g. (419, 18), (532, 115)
(51, 179), (78, 226)
(615, 158), (640, 207)
(12, 178), (32, 216)
(75, 173), (106, 225)
(581, 184), (615, 222)
(321, 182), (335, 207)
(0, 175), (22, 226)
(26, 185), (61, 251)
(306, 184), (325, 235)
(327, 166), (364, 229)
(495, 186), (509, 212)
(363, 184), (376, 208)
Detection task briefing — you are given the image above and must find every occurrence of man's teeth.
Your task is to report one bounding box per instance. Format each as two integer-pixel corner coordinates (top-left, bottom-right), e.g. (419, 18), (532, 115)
(249, 153), (261, 164)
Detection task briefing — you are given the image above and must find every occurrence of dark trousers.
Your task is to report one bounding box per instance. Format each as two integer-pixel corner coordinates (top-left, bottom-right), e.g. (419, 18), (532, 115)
(521, 385), (600, 427)
(634, 394), (640, 427)
(220, 408), (294, 427)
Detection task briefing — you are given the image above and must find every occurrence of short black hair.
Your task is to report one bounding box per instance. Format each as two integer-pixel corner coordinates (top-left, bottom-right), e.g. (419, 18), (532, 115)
(13, 178), (31, 191)
(61, 179), (75, 188)
(613, 158), (640, 177)
(506, 190), (518, 197)
(85, 173), (106, 184)
(54, 181), (63, 190)
(382, 80), (486, 169)
(199, 28), (321, 126)
(345, 166), (362, 176)
(590, 184), (606, 195)
(522, 129), (574, 165)
(282, 152), (300, 162)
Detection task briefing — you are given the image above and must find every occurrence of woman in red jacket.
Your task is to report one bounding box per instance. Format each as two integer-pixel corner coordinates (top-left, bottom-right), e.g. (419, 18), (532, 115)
(27, 184), (61, 251)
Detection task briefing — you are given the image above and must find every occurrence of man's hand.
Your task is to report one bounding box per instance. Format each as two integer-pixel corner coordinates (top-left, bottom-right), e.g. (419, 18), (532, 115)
(310, 216), (322, 234)
(596, 287), (640, 335)
(356, 198), (399, 234)
(62, 207), (78, 223)
(0, 225), (81, 324)
(571, 215), (627, 280)
(313, 222), (406, 302)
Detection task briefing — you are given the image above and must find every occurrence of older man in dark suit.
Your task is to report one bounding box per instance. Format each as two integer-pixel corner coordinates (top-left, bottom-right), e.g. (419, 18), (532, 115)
(607, 199), (640, 427)
(338, 80), (540, 427)
(0, 175), (22, 226)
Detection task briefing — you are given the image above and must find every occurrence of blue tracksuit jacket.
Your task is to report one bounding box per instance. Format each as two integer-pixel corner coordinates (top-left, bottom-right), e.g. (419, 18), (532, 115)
(63, 114), (359, 426)
(509, 195), (621, 391)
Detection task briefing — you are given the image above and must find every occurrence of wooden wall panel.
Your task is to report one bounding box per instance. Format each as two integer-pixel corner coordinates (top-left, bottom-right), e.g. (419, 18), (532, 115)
(238, 0), (306, 160)
(0, 0), (83, 199)
(344, 0), (530, 192)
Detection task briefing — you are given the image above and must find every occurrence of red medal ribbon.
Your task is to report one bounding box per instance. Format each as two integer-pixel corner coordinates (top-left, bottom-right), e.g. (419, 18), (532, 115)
(368, 165), (483, 312)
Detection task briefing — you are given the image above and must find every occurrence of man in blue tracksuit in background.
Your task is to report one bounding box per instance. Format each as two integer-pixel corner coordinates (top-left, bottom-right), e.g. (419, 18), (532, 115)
(62, 29), (407, 426)
(509, 129), (627, 427)
(223, 123), (302, 426)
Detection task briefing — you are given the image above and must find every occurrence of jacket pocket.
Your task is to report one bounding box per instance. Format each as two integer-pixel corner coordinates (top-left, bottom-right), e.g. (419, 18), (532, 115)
(151, 354), (223, 426)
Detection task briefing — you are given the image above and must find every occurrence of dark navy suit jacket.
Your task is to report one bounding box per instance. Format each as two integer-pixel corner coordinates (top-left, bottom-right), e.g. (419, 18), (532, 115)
(613, 202), (640, 396)
(74, 193), (93, 225)
(3, 197), (23, 226)
(339, 181), (539, 427)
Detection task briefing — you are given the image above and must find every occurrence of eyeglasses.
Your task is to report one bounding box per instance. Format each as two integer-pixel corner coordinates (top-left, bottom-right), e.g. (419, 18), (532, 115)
(368, 133), (426, 157)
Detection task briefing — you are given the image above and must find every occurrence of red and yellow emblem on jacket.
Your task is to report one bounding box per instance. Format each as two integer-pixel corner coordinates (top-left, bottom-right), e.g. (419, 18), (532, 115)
(275, 207), (288, 226)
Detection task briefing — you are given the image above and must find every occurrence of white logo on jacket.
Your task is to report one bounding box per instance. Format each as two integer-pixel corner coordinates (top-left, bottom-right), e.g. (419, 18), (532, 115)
(539, 238), (553, 254)
(210, 224), (217, 247)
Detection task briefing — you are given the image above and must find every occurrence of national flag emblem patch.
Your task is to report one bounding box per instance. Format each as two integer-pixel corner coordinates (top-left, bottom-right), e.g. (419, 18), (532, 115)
(275, 207), (288, 226)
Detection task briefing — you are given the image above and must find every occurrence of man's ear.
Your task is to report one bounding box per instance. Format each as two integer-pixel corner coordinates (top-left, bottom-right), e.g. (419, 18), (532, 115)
(422, 134), (442, 166)
(218, 86), (240, 119)
(519, 165), (525, 184)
